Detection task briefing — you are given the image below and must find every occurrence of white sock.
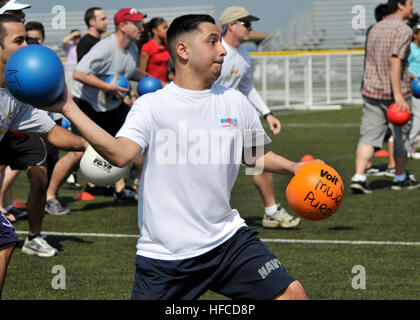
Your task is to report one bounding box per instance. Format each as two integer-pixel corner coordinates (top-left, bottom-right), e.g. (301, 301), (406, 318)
(393, 172), (407, 182)
(352, 174), (367, 182)
(265, 204), (279, 216)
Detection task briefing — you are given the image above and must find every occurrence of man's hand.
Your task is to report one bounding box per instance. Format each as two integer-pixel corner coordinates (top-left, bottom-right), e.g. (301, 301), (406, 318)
(34, 86), (72, 114)
(394, 94), (410, 112)
(107, 74), (129, 100)
(408, 71), (418, 81)
(293, 159), (325, 175)
(123, 90), (137, 107)
(265, 114), (281, 135)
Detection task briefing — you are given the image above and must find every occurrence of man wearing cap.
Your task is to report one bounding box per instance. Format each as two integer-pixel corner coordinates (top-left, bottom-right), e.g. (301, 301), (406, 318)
(217, 6), (301, 230)
(0, 0), (29, 22)
(45, 8), (147, 208)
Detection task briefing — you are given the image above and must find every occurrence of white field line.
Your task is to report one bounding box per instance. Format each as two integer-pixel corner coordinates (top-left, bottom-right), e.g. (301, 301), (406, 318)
(15, 231), (139, 238)
(14, 231), (420, 246)
(283, 123), (359, 127)
(260, 239), (420, 246)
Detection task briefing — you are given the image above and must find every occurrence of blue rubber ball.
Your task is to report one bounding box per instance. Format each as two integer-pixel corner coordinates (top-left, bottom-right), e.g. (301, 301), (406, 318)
(105, 74), (130, 89)
(412, 79), (420, 99)
(61, 118), (70, 129)
(5, 45), (65, 106)
(137, 76), (162, 96)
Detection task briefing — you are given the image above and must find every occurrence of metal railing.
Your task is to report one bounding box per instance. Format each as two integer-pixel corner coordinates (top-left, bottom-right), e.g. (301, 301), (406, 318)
(250, 50), (365, 110)
(63, 50), (365, 110)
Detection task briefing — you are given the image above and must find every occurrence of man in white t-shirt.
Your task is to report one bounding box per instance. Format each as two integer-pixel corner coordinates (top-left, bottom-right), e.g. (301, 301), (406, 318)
(0, 14), (87, 295)
(45, 8), (147, 212)
(216, 6), (300, 229)
(45, 14), (310, 300)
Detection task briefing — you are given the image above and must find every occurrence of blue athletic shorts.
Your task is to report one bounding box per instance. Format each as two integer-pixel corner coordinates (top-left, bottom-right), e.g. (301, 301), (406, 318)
(0, 212), (19, 247)
(131, 227), (296, 300)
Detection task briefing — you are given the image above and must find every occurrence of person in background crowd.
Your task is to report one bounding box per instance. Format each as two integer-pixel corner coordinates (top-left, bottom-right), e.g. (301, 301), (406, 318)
(138, 17), (173, 86)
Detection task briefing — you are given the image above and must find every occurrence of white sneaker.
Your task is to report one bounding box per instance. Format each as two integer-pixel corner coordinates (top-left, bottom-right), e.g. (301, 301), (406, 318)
(408, 151), (420, 160)
(22, 236), (58, 257)
(262, 207), (301, 229)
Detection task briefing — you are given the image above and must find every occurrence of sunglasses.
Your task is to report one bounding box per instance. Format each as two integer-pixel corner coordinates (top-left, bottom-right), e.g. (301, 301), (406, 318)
(236, 21), (252, 29)
(126, 20), (144, 29)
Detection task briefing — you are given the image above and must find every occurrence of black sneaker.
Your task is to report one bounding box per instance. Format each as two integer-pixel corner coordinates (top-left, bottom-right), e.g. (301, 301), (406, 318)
(5, 204), (28, 219)
(85, 184), (115, 196)
(365, 167), (381, 176)
(350, 180), (372, 194)
(113, 185), (137, 203)
(66, 172), (82, 190)
(391, 174), (420, 190)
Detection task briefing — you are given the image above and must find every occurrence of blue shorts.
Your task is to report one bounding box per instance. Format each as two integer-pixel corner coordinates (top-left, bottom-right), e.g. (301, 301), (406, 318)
(0, 212), (19, 247)
(131, 227), (296, 300)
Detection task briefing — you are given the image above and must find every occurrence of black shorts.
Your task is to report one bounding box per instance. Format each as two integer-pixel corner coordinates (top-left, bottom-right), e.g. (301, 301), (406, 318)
(72, 97), (130, 137)
(0, 212), (19, 247)
(0, 131), (47, 170)
(130, 227), (296, 300)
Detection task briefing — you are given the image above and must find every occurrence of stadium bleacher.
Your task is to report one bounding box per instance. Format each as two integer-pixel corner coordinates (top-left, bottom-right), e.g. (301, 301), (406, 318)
(259, 0), (420, 51)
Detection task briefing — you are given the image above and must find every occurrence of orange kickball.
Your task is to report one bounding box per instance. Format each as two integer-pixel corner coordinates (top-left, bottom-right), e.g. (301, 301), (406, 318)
(286, 161), (344, 220)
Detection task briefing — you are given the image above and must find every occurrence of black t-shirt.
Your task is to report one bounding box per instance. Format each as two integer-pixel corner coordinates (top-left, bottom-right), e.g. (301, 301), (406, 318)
(77, 34), (100, 62)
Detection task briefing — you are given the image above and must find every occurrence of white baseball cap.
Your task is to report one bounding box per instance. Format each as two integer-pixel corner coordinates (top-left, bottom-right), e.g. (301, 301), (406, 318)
(0, 0), (31, 14)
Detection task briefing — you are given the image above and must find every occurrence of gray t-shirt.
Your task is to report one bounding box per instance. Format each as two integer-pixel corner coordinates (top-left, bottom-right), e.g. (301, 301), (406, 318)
(71, 33), (139, 112)
(0, 88), (55, 142)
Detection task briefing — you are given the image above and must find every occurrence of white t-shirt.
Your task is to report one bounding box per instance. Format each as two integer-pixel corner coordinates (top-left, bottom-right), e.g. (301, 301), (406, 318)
(116, 82), (271, 260)
(0, 88), (55, 142)
(71, 33), (139, 112)
(216, 38), (271, 116)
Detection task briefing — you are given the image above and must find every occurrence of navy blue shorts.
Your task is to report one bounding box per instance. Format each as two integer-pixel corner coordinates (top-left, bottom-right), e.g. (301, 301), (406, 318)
(131, 227), (296, 300)
(0, 212), (19, 247)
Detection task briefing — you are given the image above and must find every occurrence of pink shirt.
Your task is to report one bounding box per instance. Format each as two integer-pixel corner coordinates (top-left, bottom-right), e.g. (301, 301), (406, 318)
(66, 42), (78, 64)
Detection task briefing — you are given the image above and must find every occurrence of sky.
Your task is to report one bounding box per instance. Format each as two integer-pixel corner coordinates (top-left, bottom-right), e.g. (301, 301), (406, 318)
(28, 0), (319, 35)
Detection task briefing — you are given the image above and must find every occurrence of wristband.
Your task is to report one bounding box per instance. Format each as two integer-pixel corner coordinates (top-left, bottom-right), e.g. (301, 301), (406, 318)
(263, 112), (273, 120)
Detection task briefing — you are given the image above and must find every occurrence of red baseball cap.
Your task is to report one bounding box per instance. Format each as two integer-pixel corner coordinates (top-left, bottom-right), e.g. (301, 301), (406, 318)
(114, 8), (147, 26)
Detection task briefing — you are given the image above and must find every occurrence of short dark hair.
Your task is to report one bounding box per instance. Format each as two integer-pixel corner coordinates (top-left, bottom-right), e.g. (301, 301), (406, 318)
(0, 14), (22, 47)
(25, 21), (45, 39)
(388, 0), (407, 14)
(84, 7), (102, 27)
(375, 4), (390, 21)
(166, 14), (215, 60)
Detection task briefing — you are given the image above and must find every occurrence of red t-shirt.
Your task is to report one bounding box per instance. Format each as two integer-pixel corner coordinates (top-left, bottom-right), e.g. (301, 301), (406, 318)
(141, 39), (170, 82)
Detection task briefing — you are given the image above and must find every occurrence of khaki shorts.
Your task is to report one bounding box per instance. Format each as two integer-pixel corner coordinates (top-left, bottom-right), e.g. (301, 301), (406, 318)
(358, 96), (412, 156)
